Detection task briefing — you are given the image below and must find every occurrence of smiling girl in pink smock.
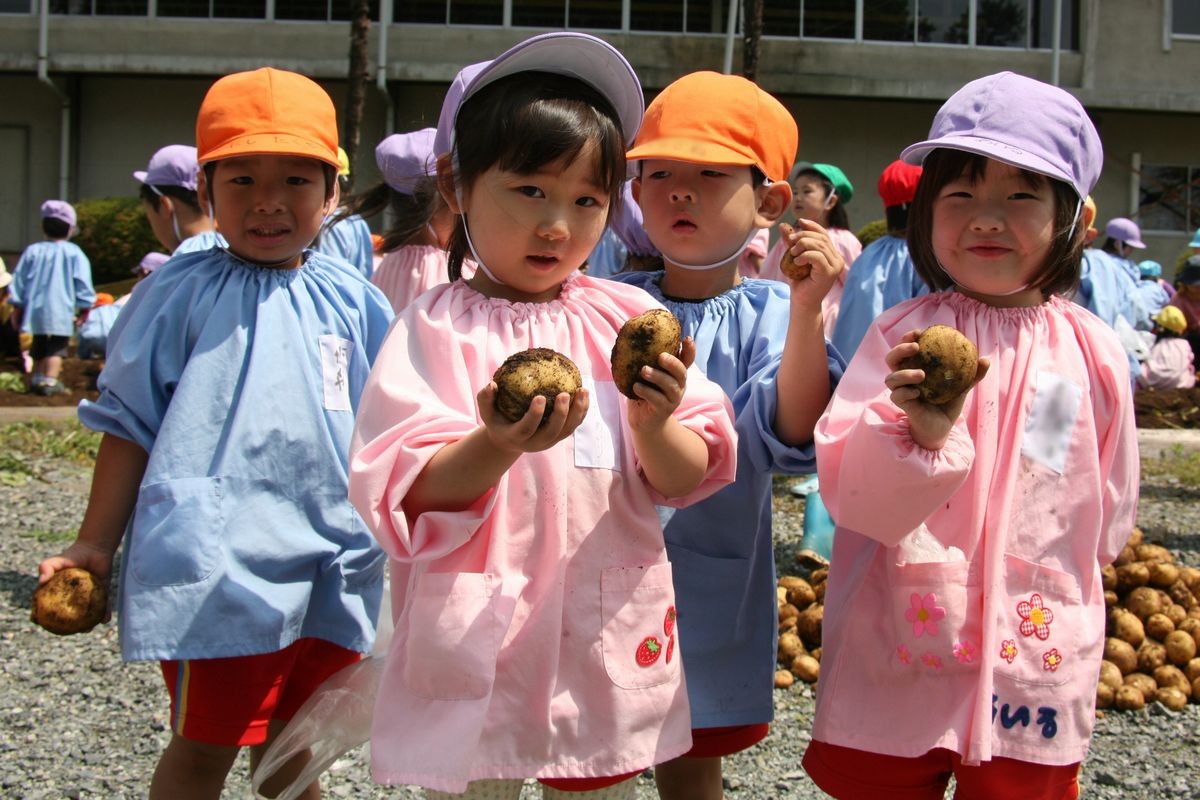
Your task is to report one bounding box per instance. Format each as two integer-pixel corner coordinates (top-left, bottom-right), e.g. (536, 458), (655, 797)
(347, 33), (737, 799)
(804, 72), (1139, 800)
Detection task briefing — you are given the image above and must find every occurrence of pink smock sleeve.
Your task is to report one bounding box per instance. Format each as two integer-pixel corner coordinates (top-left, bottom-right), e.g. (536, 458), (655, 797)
(815, 301), (974, 546)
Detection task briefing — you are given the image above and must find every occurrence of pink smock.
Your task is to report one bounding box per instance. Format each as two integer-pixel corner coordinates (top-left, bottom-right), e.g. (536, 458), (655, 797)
(813, 291), (1138, 769)
(369, 244), (457, 314)
(348, 272), (737, 793)
(761, 226), (862, 339)
(1138, 338), (1196, 390)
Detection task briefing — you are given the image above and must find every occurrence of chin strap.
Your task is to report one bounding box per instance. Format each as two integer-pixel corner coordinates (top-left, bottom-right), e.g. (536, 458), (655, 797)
(670, 227), (763, 271)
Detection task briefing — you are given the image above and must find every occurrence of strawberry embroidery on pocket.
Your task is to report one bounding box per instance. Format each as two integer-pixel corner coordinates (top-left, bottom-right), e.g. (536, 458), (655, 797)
(635, 636), (662, 667)
(905, 592), (946, 637)
(665, 635), (675, 664)
(1017, 594), (1055, 640)
(664, 606), (676, 638)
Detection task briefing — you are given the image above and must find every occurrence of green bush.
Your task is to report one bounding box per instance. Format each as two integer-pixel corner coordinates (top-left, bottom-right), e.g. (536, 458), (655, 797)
(73, 197), (166, 286)
(856, 218), (888, 248)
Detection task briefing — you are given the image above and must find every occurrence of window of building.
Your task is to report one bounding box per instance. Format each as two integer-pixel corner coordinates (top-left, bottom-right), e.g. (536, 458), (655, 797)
(274, 0), (378, 21)
(570, 0), (622, 29)
(1138, 163), (1200, 233)
(49, 0), (148, 13)
(396, 0), (444, 23)
(0, 0), (32, 12)
(1174, 1), (1200, 35)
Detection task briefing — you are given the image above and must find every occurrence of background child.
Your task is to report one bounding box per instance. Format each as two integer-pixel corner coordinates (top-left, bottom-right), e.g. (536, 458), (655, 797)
(1138, 305), (1195, 390)
(762, 161), (861, 337)
(807, 71), (1139, 800)
(1135, 259), (1173, 319)
(314, 147), (377, 279)
(614, 71), (845, 800)
(1167, 256), (1200, 362)
(8, 199), (95, 395)
(347, 33), (737, 798)
(76, 251), (169, 359)
(37, 67), (394, 800)
(134, 144), (223, 255)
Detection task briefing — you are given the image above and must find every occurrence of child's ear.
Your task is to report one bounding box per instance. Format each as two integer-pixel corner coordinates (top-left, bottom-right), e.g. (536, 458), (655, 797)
(436, 153), (463, 214)
(755, 181), (792, 227)
(631, 177), (642, 205)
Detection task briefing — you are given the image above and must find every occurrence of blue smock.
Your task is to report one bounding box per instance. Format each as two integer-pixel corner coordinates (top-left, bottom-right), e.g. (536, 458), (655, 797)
(1076, 249), (1149, 330)
(1135, 279), (1172, 320)
(830, 235), (927, 361)
(174, 230), (226, 255)
(585, 227), (629, 279)
(76, 300), (124, 359)
(9, 240), (95, 336)
(316, 214), (375, 280)
(78, 248), (395, 662)
(611, 271), (845, 728)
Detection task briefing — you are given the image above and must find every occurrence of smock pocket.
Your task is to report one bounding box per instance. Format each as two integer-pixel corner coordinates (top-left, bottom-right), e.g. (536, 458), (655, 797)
(600, 562), (679, 689)
(129, 477), (223, 587)
(886, 558), (983, 675)
(402, 572), (504, 701)
(993, 555), (1081, 687)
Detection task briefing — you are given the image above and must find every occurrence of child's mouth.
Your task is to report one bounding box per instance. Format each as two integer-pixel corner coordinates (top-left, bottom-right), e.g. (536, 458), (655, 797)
(672, 219), (698, 233)
(250, 225), (291, 241)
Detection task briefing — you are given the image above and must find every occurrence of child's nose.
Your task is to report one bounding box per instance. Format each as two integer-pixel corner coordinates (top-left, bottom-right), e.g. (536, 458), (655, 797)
(970, 206), (1003, 232)
(669, 182), (695, 203)
(537, 211), (569, 241)
(254, 186), (287, 213)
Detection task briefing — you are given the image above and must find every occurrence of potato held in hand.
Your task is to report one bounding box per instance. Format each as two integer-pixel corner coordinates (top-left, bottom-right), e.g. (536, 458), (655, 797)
(611, 309), (682, 398)
(493, 348), (582, 424)
(900, 324), (979, 406)
(777, 222), (811, 281)
(31, 567), (107, 635)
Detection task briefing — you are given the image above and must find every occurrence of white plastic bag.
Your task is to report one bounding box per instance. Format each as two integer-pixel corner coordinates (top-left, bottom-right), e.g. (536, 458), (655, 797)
(895, 522), (965, 564)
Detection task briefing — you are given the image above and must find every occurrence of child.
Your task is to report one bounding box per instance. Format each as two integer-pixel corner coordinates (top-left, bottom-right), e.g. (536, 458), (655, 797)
(830, 159), (927, 360)
(1138, 305), (1195, 390)
(8, 200), (96, 395)
(36, 67), (394, 799)
(345, 127), (459, 313)
(613, 70), (845, 800)
(806, 71), (1139, 800)
(314, 147), (377, 279)
(0, 258), (22, 364)
(1101, 216), (1147, 283)
(347, 32), (738, 798)
(76, 251), (169, 360)
(1135, 259), (1173, 318)
(762, 161), (862, 337)
(134, 144), (223, 255)
(1168, 256), (1200, 362)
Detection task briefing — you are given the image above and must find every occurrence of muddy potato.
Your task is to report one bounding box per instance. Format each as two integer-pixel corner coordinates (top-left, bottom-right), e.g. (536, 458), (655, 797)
(776, 222), (812, 281)
(1146, 612), (1175, 641)
(778, 631), (805, 663)
(1127, 527), (1145, 548)
(1166, 604), (1188, 627)
(1111, 609), (1145, 648)
(1123, 672), (1157, 702)
(1165, 630), (1197, 666)
(1153, 665), (1192, 698)
(1116, 563), (1151, 594)
(1154, 687), (1188, 711)
(31, 567), (107, 635)
(1095, 682), (1114, 709)
(1103, 590), (1119, 608)
(1104, 637), (1137, 675)
(1148, 561), (1180, 588)
(797, 604), (824, 648)
(1125, 585), (1162, 620)
(1135, 543), (1173, 563)
(774, 669), (795, 689)
(1179, 618), (1200, 650)
(1186, 657), (1200, 683)
(1114, 684), (1145, 711)
(791, 654), (821, 683)
(492, 348), (582, 424)
(1101, 563), (1118, 592)
(610, 309), (682, 399)
(899, 325), (979, 406)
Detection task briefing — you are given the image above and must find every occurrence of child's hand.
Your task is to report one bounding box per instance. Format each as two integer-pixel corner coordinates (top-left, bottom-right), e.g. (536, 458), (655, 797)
(781, 219), (845, 311)
(626, 336), (696, 433)
(885, 330), (989, 450)
(477, 383), (590, 455)
(38, 540), (117, 623)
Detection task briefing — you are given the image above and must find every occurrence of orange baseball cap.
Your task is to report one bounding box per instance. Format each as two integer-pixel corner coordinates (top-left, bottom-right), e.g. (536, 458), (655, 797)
(196, 68), (339, 169)
(626, 71), (798, 184)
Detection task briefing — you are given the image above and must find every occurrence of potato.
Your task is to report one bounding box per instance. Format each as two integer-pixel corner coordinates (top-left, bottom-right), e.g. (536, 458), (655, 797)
(776, 586), (788, 607)
(1178, 566), (1200, 591)
(778, 631), (805, 664)
(899, 325), (979, 406)
(1114, 684), (1145, 711)
(774, 669), (795, 689)
(1193, 677), (1200, 702)
(1165, 630), (1198, 667)
(1103, 590), (1119, 608)
(610, 309), (682, 399)
(1148, 561), (1180, 588)
(1146, 612), (1175, 641)
(775, 222), (812, 281)
(1154, 687), (1188, 711)
(791, 654), (820, 683)
(1167, 580), (1198, 610)
(797, 604), (823, 648)
(1179, 618), (1200, 650)
(1153, 664), (1192, 698)
(492, 348), (581, 423)
(30, 567), (107, 635)
(787, 580), (816, 610)
(1123, 672), (1157, 702)
(1110, 609), (1144, 648)
(1135, 543), (1173, 564)
(1116, 563), (1151, 594)
(1137, 641), (1168, 673)
(779, 602), (800, 621)
(1104, 637), (1137, 675)
(1166, 604), (1188, 627)
(813, 581), (827, 604)
(1125, 586), (1163, 621)
(1127, 527), (1145, 548)
(1095, 682), (1114, 709)
(809, 567), (829, 585)
(1184, 658), (1200, 683)
(1113, 544), (1135, 567)
(1101, 563), (1117, 592)
(810, 646), (822, 661)
(1098, 660), (1123, 691)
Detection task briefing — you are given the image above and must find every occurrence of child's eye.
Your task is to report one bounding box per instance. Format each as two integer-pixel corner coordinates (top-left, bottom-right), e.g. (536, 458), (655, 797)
(647, 170), (670, 180)
(286, 176), (312, 186)
(230, 176), (253, 185)
(575, 196), (602, 208)
(517, 185), (545, 198)
(701, 169), (726, 178)
(1009, 192), (1038, 201)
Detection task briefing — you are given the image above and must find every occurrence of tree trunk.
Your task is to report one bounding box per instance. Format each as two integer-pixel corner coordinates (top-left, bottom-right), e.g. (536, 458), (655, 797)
(742, 0), (763, 82)
(342, 0), (371, 192)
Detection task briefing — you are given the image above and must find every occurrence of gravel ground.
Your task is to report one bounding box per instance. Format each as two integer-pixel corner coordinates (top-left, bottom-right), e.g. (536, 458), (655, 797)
(2, 443), (1198, 799)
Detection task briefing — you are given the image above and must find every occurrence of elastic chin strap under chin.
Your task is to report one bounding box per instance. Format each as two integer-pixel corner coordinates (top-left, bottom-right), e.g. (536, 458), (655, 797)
(671, 227), (763, 271)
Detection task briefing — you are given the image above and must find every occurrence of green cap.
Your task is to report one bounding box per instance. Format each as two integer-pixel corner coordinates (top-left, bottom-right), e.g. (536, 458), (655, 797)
(791, 162), (854, 204)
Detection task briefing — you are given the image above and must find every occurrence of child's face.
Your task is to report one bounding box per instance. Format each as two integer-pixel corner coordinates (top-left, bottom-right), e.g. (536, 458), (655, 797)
(931, 159), (1056, 307)
(452, 143), (610, 302)
(790, 174), (832, 225)
(206, 155), (332, 268)
(636, 159), (763, 269)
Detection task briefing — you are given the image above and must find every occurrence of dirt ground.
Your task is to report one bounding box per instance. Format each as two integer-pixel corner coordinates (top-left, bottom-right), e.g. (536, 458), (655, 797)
(0, 354), (101, 406)
(1133, 385), (1200, 429)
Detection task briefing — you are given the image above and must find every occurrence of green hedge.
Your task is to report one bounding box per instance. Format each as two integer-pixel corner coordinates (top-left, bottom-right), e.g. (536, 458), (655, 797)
(73, 197), (166, 286)
(856, 218), (888, 248)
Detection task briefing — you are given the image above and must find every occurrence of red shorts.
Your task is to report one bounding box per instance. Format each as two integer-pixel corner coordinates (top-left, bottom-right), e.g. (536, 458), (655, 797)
(681, 724), (770, 759)
(538, 771), (640, 792)
(802, 740), (1080, 800)
(160, 637), (362, 747)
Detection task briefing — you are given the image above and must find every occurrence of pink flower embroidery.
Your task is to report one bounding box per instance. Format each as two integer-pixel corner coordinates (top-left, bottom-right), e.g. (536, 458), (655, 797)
(1000, 639), (1018, 663)
(896, 644), (912, 665)
(920, 652), (943, 670)
(905, 592), (946, 637)
(1042, 648), (1063, 672)
(952, 640), (976, 664)
(1017, 594), (1055, 640)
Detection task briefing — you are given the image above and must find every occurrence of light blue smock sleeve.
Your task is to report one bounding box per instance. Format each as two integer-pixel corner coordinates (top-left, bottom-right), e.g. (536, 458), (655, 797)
(831, 235), (927, 361)
(316, 214), (375, 280)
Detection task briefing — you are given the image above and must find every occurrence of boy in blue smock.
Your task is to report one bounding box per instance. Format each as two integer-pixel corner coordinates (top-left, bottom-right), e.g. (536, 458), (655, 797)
(9, 200), (95, 395)
(134, 144), (224, 255)
(36, 67), (394, 799)
(613, 71), (846, 799)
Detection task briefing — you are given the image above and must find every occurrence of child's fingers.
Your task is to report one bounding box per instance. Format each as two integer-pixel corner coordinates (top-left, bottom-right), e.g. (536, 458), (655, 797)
(884, 367), (924, 393)
(885, 339), (921, 371)
(972, 357), (991, 387)
(677, 336), (696, 370)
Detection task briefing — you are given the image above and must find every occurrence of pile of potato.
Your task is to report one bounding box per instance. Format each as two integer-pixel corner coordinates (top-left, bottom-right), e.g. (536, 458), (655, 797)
(1101, 528), (1200, 712)
(774, 567), (827, 689)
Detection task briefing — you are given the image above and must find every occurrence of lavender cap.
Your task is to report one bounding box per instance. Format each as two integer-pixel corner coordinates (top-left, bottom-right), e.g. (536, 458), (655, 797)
(1104, 217), (1146, 248)
(900, 71), (1102, 200)
(133, 252), (171, 275)
(134, 144), (200, 192)
(40, 199), (77, 228)
(375, 128), (437, 195)
(433, 32), (644, 159)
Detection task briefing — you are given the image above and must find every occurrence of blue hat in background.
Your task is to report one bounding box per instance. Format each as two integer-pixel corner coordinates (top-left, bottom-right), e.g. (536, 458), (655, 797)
(1138, 260), (1162, 278)
(1189, 227), (1200, 248)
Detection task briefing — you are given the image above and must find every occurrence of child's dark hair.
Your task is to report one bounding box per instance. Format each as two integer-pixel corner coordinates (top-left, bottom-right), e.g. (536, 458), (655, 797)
(334, 178), (441, 254)
(445, 71), (627, 281)
(42, 217), (70, 239)
(795, 167), (850, 230)
(908, 149), (1084, 297)
(884, 205), (911, 233)
(138, 183), (202, 214)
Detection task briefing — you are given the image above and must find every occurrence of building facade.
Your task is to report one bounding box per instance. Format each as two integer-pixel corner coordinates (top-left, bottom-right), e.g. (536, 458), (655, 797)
(1, 0), (1199, 271)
